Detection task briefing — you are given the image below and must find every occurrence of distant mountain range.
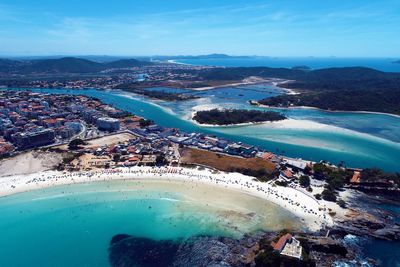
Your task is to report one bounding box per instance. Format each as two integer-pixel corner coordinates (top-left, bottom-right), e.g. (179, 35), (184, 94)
(0, 57), (152, 74)
(148, 54), (253, 61)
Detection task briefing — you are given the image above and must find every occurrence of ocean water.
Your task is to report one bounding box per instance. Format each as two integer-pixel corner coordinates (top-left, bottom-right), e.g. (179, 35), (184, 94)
(0, 180), (299, 267)
(177, 57), (400, 72)
(355, 203), (400, 267)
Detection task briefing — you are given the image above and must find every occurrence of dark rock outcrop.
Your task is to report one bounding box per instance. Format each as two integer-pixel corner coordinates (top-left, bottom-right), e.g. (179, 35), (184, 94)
(108, 232), (274, 267)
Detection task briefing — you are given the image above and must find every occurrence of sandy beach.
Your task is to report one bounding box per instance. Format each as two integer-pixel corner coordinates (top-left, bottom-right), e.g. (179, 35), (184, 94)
(0, 151), (62, 177)
(188, 77), (278, 91)
(257, 102), (400, 119)
(0, 165), (333, 231)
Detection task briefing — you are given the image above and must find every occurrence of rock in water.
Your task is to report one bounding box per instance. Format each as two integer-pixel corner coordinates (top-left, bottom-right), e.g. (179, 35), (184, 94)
(108, 235), (179, 267)
(173, 237), (232, 267)
(108, 232), (274, 267)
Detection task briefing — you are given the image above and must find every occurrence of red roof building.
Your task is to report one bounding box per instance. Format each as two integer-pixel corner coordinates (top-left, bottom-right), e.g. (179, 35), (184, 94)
(350, 171), (361, 183)
(272, 233), (293, 252)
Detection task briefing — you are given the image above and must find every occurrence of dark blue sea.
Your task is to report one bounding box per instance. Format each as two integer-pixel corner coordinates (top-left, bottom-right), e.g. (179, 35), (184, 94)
(177, 57), (400, 72)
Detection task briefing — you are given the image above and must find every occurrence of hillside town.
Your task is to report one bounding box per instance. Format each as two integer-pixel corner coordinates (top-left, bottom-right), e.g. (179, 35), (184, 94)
(0, 62), (212, 89)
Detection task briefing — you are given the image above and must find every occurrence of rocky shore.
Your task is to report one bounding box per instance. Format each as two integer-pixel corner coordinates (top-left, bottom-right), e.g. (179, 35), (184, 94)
(108, 189), (399, 267)
(108, 231), (364, 267)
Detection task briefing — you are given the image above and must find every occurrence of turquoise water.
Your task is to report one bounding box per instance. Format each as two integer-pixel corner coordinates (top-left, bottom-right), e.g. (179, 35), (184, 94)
(0, 180), (299, 267)
(177, 57), (400, 72)
(9, 87), (400, 172)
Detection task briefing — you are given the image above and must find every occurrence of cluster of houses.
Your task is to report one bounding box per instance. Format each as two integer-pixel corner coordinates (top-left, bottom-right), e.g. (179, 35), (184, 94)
(0, 91), (130, 155)
(1, 90), (324, 185)
(131, 123), (264, 159)
(6, 62), (211, 90)
(66, 133), (178, 171)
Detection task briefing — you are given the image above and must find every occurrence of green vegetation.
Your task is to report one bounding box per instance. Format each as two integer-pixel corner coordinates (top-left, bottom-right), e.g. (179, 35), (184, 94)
(275, 180), (288, 187)
(139, 118), (154, 127)
(259, 89), (400, 115)
(198, 66), (400, 115)
(62, 152), (77, 164)
(255, 245), (281, 267)
(312, 163), (353, 204)
(115, 85), (199, 101)
(68, 138), (85, 150)
(0, 57), (152, 74)
(337, 199), (347, 208)
(139, 90), (198, 101)
(156, 154), (167, 165)
(255, 67), (400, 115)
(193, 109), (286, 125)
(361, 167), (400, 186)
(104, 59), (152, 68)
(321, 189), (337, 202)
(299, 175), (310, 187)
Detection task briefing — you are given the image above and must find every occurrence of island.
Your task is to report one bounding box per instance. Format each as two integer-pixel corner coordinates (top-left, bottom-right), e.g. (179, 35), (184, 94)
(193, 109), (287, 125)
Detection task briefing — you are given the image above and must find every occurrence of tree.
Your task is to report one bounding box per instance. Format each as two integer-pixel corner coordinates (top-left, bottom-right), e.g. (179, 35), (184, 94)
(68, 138), (85, 150)
(156, 155), (166, 165)
(299, 175), (310, 187)
(139, 118), (153, 127)
(337, 199), (347, 208)
(314, 193), (322, 200)
(113, 154), (121, 162)
(255, 245), (281, 267)
(327, 172), (345, 190)
(322, 189), (337, 202)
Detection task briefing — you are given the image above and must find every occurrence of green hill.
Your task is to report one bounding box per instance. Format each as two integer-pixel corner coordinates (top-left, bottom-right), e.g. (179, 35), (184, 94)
(104, 59), (152, 68)
(22, 57), (104, 73)
(0, 57), (153, 74)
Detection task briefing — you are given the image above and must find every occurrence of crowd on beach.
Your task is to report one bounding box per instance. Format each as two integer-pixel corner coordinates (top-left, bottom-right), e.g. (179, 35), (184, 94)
(1, 165), (333, 229)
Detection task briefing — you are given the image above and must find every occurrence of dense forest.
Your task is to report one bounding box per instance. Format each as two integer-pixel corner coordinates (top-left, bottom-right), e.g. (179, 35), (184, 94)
(115, 85), (199, 101)
(193, 109), (286, 125)
(259, 89), (400, 114)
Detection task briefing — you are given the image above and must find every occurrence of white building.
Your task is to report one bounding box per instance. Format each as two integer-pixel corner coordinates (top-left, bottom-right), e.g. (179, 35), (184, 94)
(96, 117), (120, 131)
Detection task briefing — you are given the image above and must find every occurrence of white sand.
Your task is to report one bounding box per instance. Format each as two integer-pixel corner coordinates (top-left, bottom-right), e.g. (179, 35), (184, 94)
(0, 166), (333, 231)
(0, 151), (62, 177)
(189, 77), (273, 91)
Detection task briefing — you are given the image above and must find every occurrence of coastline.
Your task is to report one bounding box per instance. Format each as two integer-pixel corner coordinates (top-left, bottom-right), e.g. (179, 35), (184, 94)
(0, 165), (333, 231)
(187, 77), (280, 91)
(254, 101), (400, 119)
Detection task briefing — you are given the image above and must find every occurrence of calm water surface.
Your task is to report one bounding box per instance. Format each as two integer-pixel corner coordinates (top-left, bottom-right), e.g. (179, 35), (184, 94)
(177, 57), (400, 72)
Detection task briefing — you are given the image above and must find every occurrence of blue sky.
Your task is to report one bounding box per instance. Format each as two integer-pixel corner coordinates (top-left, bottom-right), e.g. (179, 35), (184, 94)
(0, 0), (399, 57)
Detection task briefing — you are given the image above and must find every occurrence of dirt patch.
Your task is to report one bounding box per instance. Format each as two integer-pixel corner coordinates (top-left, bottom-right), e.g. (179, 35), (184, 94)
(179, 148), (276, 173)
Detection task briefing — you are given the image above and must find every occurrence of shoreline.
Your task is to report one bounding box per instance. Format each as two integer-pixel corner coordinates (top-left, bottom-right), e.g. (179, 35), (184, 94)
(0, 166), (333, 231)
(187, 77), (281, 91)
(254, 101), (400, 118)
